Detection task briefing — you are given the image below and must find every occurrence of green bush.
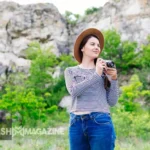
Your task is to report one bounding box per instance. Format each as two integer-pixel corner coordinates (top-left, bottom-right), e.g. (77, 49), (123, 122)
(138, 43), (150, 68)
(0, 42), (79, 126)
(119, 74), (142, 112)
(0, 42), (60, 126)
(101, 29), (139, 72)
(64, 11), (80, 26)
(111, 74), (150, 140)
(85, 7), (99, 15)
(25, 42), (58, 96)
(112, 108), (150, 140)
(0, 86), (58, 126)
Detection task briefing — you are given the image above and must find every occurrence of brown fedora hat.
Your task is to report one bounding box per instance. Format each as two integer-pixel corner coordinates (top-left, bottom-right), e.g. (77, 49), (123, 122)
(74, 28), (104, 64)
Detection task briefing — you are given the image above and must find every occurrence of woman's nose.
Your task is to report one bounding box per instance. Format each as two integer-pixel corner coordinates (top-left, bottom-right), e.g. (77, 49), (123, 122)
(94, 45), (99, 50)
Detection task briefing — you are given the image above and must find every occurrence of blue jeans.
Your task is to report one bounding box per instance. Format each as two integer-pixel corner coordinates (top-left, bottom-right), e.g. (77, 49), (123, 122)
(68, 112), (116, 150)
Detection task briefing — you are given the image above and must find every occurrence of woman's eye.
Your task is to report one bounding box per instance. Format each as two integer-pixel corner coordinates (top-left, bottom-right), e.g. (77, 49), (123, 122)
(90, 43), (100, 47)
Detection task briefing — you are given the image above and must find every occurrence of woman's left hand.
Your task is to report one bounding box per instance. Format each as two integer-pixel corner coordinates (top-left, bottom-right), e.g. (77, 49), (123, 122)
(104, 67), (118, 80)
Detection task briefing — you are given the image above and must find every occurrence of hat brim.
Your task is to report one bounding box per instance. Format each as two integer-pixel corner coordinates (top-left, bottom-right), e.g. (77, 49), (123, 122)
(74, 28), (104, 64)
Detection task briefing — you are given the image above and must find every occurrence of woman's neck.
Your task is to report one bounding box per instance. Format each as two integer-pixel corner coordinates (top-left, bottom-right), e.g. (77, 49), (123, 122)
(79, 63), (95, 69)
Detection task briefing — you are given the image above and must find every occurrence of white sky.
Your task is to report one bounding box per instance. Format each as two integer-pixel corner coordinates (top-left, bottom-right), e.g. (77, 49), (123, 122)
(0, 0), (109, 15)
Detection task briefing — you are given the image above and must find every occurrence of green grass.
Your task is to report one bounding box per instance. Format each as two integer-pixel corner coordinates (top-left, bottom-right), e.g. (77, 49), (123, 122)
(0, 130), (150, 150)
(0, 110), (149, 150)
(115, 138), (150, 150)
(0, 123), (69, 150)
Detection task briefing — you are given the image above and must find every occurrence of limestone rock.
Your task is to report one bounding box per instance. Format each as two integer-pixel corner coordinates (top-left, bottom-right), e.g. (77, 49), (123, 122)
(70, 0), (150, 51)
(0, 1), (68, 76)
(59, 95), (72, 112)
(0, 0), (150, 88)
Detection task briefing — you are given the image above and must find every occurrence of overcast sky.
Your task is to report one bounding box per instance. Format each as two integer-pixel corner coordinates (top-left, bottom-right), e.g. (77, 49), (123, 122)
(0, 0), (109, 15)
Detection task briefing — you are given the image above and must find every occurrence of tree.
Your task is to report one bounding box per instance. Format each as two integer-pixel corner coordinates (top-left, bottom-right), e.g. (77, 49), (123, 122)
(101, 29), (138, 72)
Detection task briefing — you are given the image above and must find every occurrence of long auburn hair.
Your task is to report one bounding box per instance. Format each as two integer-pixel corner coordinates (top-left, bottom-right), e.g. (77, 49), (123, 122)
(79, 34), (111, 90)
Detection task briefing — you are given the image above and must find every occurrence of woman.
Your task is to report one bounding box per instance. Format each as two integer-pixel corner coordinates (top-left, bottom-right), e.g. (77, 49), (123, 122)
(64, 28), (119, 150)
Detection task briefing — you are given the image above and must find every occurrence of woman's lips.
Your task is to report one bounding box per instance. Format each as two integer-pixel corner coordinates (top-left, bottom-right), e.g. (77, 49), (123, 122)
(93, 51), (99, 53)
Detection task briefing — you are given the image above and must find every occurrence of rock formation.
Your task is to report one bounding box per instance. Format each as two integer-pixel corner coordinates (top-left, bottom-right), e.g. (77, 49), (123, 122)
(0, 0), (150, 86)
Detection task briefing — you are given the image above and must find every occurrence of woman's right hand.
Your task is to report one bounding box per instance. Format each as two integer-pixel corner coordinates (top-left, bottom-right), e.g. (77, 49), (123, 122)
(96, 58), (106, 76)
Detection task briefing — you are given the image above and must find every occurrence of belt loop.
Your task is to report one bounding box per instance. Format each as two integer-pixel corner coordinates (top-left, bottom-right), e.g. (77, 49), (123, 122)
(89, 112), (94, 119)
(70, 112), (76, 119)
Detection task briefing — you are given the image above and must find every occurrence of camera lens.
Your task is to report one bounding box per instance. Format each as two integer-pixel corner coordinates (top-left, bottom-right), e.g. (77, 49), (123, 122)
(105, 60), (115, 68)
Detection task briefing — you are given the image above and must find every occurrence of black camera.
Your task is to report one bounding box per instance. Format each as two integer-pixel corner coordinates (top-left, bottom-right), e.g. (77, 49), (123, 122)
(105, 60), (115, 68)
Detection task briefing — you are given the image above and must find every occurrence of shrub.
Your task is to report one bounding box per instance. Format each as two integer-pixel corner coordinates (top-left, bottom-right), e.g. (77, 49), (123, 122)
(85, 7), (99, 15)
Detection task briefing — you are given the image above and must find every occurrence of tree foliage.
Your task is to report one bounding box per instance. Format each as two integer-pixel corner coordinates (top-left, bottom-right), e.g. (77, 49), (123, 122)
(85, 7), (99, 15)
(101, 29), (139, 72)
(101, 29), (150, 74)
(0, 42), (59, 126)
(64, 11), (80, 26)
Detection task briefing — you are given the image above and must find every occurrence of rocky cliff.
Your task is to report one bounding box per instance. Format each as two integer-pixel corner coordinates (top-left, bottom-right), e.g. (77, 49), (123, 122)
(0, 0), (150, 84)
(69, 0), (150, 52)
(0, 1), (68, 77)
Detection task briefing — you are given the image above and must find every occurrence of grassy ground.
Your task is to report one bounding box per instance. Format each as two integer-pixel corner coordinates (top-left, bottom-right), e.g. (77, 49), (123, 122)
(0, 130), (150, 150)
(0, 110), (149, 150)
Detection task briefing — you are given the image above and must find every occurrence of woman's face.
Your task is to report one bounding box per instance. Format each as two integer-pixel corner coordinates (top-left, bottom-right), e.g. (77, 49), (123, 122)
(81, 36), (101, 59)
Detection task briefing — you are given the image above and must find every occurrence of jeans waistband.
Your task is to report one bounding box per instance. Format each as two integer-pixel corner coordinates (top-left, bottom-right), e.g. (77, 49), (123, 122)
(70, 112), (110, 120)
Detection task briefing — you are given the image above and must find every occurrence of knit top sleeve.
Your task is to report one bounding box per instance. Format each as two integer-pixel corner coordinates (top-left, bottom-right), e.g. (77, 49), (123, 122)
(64, 68), (104, 98)
(106, 80), (119, 106)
